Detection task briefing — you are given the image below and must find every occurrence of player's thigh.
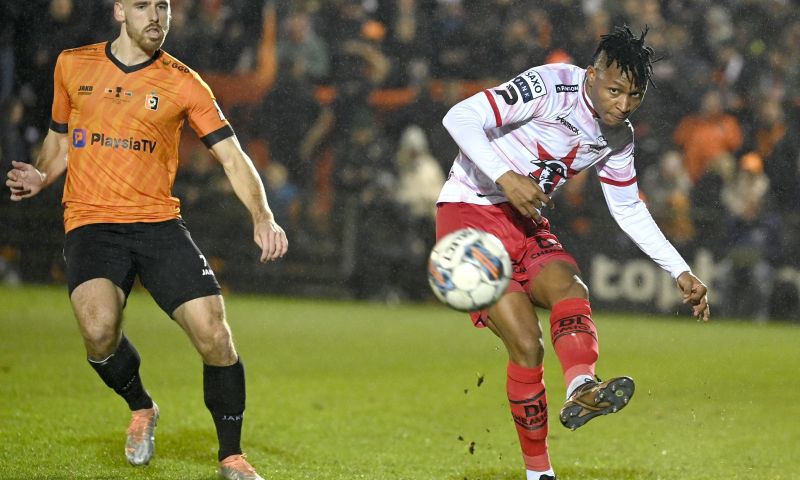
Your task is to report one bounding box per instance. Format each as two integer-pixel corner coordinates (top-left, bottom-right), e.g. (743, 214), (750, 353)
(484, 291), (545, 366)
(172, 294), (228, 342)
(133, 220), (222, 317)
(437, 202), (534, 328)
(64, 224), (135, 343)
(70, 278), (127, 356)
(64, 223), (137, 301)
(519, 226), (586, 309)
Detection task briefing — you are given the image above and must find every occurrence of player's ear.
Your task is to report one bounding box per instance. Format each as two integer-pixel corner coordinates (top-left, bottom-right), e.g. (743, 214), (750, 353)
(585, 65), (596, 88)
(113, 1), (126, 22)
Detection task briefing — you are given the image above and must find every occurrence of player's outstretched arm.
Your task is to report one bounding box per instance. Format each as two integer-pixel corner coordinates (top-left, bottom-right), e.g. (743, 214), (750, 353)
(5, 129), (68, 201)
(209, 136), (288, 262)
(676, 271), (710, 321)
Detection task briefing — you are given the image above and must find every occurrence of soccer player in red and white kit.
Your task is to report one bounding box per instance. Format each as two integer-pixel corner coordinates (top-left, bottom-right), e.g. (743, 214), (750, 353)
(6, 1), (286, 478)
(436, 26), (710, 479)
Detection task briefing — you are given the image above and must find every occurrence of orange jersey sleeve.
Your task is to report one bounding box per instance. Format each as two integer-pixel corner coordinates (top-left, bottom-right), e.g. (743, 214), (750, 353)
(186, 73), (234, 147)
(54, 42), (234, 232)
(50, 52), (71, 132)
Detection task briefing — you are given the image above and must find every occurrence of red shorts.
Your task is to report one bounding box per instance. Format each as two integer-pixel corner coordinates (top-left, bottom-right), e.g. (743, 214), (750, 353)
(435, 202), (579, 327)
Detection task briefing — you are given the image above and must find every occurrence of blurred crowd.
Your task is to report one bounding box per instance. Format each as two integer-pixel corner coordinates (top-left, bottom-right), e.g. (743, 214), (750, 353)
(1, 0), (799, 320)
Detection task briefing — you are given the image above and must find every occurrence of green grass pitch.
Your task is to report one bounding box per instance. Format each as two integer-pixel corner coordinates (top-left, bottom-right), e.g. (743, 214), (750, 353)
(0, 284), (798, 479)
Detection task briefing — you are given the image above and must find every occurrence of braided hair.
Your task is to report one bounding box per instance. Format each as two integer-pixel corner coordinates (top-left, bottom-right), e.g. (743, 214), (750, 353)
(592, 25), (656, 90)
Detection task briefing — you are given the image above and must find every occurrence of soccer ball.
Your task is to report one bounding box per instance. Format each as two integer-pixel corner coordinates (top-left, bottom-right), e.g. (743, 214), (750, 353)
(427, 228), (512, 311)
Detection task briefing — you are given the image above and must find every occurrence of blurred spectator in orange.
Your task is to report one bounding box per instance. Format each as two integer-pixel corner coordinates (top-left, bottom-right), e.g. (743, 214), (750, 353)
(722, 152), (767, 223)
(641, 150), (695, 248)
(674, 89), (743, 183)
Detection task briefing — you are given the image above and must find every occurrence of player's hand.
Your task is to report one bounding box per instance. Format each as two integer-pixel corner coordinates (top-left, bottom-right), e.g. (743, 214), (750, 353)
(6, 161), (46, 201)
(495, 171), (554, 221)
(253, 219), (288, 263)
(677, 271), (710, 321)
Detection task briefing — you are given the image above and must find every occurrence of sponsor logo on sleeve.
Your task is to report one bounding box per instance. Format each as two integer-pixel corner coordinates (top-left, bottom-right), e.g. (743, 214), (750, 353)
(555, 84), (579, 93)
(493, 85), (519, 105)
(511, 69), (547, 103)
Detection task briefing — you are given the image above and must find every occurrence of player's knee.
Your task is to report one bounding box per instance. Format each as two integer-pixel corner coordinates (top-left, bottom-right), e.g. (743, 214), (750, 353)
(567, 278), (589, 300)
(194, 323), (236, 364)
(552, 270), (588, 299)
(507, 335), (545, 367)
(82, 327), (119, 359)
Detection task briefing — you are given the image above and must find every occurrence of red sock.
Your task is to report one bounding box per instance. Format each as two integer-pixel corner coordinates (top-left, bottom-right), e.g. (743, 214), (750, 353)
(549, 298), (599, 389)
(507, 361), (550, 471)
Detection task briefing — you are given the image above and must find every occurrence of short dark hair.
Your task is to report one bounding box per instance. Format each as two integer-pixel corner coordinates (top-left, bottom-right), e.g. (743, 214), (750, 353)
(592, 25), (656, 90)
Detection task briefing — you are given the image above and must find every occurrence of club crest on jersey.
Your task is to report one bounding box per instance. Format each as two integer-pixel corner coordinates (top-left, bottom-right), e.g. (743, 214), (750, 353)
(529, 143), (579, 194)
(145, 92), (159, 111)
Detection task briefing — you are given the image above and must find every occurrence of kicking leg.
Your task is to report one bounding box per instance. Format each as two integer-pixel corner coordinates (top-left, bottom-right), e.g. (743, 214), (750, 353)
(531, 261), (634, 430)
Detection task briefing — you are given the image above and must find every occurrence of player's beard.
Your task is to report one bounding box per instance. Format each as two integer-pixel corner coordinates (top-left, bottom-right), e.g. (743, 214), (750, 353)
(127, 22), (168, 54)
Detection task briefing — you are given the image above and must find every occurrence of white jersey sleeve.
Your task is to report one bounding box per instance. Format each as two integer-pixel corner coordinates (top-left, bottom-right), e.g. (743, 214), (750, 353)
(441, 67), (553, 182)
(597, 152), (691, 278)
(441, 92), (511, 182)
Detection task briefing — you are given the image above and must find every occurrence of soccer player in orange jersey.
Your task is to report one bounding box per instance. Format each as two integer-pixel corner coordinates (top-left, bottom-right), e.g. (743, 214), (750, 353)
(5, 1), (286, 479)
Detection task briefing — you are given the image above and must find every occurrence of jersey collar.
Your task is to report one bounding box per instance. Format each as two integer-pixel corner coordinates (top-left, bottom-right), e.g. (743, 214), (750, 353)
(581, 71), (599, 118)
(105, 41), (163, 74)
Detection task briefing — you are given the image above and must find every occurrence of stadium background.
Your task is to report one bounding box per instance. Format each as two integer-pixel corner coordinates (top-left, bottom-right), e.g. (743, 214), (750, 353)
(1, 0), (799, 322)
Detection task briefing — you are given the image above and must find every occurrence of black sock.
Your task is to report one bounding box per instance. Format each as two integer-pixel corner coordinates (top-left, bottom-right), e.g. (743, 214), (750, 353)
(204, 358), (246, 461)
(88, 335), (153, 411)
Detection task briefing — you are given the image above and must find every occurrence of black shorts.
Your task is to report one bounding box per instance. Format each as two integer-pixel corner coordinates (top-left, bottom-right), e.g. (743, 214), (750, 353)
(64, 219), (221, 315)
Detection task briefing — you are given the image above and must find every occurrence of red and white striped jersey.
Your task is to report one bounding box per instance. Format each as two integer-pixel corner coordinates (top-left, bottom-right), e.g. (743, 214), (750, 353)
(439, 63), (691, 278)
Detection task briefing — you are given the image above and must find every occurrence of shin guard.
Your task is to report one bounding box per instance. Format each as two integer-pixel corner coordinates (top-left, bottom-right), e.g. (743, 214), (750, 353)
(549, 298), (599, 389)
(204, 359), (246, 461)
(507, 361), (551, 472)
(88, 335), (153, 411)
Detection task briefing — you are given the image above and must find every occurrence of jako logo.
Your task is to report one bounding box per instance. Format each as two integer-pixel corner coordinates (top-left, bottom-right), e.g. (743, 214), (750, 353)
(72, 128), (87, 148)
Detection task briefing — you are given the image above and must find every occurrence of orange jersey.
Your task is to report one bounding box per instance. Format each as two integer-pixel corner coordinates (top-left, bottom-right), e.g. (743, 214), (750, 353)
(50, 42), (233, 232)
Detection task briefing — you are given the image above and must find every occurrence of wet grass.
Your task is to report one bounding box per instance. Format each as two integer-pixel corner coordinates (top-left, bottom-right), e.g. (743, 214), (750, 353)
(0, 284), (797, 479)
